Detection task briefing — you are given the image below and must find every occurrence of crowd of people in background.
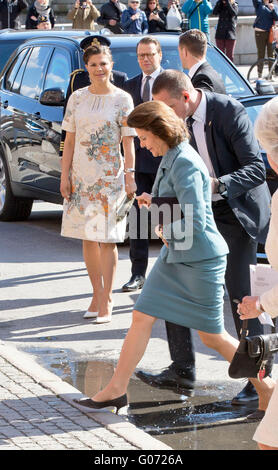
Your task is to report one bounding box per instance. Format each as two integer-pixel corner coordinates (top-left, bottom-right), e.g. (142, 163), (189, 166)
(1, 0), (278, 61)
(1, 0), (278, 453)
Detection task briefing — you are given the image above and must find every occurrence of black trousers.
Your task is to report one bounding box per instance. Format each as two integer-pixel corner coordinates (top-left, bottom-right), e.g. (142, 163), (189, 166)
(165, 200), (265, 372)
(129, 172), (157, 277)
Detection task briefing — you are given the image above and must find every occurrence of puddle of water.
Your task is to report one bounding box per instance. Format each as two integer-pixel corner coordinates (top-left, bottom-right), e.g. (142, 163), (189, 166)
(28, 348), (259, 450)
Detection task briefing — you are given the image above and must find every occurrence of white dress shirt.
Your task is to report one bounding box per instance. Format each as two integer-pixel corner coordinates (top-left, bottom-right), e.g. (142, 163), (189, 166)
(141, 67), (161, 101)
(189, 89), (222, 201)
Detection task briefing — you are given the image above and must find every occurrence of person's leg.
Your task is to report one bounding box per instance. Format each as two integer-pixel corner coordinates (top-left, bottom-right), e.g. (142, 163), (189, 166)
(123, 172), (155, 290)
(92, 310), (157, 400)
(225, 39), (236, 62)
(165, 322), (196, 378)
(213, 202), (266, 403)
(255, 30), (268, 75)
(83, 240), (103, 312)
(198, 330), (275, 411)
(98, 242), (118, 317)
(216, 38), (225, 54)
(213, 202), (263, 339)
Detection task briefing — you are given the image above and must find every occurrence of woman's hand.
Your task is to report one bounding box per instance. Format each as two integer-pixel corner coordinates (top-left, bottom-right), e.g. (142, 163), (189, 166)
(136, 192), (152, 208)
(155, 224), (169, 247)
(60, 175), (71, 201)
(237, 296), (262, 320)
(125, 173), (137, 196)
(150, 12), (160, 20)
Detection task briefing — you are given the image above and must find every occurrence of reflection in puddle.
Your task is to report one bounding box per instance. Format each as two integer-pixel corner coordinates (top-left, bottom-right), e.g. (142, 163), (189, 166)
(32, 349), (259, 450)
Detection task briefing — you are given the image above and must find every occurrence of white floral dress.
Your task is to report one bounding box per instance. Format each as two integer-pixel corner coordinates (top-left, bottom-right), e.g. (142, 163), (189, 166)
(61, 86), (136, 243)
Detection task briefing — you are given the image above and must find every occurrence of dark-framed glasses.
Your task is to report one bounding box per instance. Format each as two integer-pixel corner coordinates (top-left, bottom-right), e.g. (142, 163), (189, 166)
(137, 52), (158, 60)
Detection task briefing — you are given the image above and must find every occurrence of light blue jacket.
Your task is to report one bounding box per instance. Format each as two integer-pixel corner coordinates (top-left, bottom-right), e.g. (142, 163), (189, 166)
(152, 140), (229, 263)
(182, 0), (212, 33)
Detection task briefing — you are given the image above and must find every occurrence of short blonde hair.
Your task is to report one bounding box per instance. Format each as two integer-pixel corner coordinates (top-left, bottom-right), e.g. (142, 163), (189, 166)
(127, 101), (188, 148)
(254, 96), (278, 164)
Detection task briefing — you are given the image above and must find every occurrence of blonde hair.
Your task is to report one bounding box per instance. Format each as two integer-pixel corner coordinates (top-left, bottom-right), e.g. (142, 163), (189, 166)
(254, 96), (278, 164)
(127, 101), (188, 148)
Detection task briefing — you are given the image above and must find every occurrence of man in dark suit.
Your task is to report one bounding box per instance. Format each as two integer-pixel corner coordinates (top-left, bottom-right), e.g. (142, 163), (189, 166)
(179, 28), (226, 94)
(121, 36), (164, 292)
(59, 35), (127, 157)
(136, 70), (272, 413)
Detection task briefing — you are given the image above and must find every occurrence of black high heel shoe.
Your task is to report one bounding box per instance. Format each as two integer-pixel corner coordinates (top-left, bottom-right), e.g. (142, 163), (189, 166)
(73, 393), (128, 414)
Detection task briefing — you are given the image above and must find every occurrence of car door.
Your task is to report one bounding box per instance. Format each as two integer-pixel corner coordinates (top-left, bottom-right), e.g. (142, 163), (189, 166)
(37, 46), (72, 194)
(0, 45), (53, 193)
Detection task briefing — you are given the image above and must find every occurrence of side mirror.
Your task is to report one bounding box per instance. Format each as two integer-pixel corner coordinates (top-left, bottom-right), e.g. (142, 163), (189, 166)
(255, 79), (275, 95)
(39, 88), (65, 106)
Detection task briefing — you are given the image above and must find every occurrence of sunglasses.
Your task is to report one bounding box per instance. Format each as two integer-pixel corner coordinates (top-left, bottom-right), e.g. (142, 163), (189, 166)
(131, 1), (140, 3)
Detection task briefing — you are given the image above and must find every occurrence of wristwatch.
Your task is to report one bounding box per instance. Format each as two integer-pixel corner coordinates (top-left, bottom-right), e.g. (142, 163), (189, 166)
(217, 178), (227, 197)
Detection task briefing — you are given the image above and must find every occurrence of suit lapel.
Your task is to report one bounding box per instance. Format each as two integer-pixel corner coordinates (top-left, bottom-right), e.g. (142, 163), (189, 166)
(134, 74), (143, 106)
(204, 92), (221, 176)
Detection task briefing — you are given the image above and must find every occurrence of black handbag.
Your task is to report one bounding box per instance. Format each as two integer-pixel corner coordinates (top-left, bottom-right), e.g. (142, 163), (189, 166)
(228, 318), (278, 381)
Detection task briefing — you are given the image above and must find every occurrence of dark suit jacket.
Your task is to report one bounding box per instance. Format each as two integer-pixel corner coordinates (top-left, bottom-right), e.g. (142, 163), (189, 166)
(191, 61), (226, 94)
(199, 91), (271, 243)
(124, 73), (162, 174)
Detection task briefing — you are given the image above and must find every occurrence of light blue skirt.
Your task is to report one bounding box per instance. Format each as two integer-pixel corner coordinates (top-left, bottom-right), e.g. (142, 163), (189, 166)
(134, 252), (227, 334)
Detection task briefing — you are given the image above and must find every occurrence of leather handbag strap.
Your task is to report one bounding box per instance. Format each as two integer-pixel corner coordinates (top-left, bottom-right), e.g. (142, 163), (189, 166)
(243, 318), (276, 337)
(188, 1), (203, 19)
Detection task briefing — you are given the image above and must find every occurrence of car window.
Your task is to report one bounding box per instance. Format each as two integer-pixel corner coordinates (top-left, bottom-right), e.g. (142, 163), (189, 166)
(206, 47), (252, 98)
(20, 46), (52, 100)
(43, 48), (71, 95)
(110, 46), (183, 78)
(0, 39), (23, 73)
(4, 49), (29, 91)
(11, 49), (32, 94)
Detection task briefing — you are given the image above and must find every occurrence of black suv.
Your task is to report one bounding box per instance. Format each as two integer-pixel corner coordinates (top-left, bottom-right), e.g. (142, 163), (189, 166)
(0, 33), (264, 221)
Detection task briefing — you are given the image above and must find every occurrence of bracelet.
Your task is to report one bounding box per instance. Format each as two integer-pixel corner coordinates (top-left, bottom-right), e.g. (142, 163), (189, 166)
(124, 168), (135, 173)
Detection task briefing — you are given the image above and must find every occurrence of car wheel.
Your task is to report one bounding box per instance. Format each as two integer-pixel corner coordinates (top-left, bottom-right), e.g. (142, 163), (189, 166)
(0, 153), (33, 221)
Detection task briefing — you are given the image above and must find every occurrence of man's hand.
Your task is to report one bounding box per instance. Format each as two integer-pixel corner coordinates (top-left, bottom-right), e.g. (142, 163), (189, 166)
(237, 296), (262, 320)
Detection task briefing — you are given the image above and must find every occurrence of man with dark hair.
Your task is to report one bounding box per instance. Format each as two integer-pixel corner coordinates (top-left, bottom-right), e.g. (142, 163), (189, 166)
(136, 70), (272, 412)
(59, 35), (127, 158)
(97, 0), (126, 33)
(179, 29), (226, 93)
(121, 36), (163, 292)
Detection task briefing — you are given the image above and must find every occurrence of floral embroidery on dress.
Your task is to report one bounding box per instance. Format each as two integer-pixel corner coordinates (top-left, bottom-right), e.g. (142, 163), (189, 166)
(61, 87), (136, 242)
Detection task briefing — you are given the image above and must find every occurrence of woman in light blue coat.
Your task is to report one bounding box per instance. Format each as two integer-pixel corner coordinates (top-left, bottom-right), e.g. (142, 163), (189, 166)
(74, 100), (275, 414)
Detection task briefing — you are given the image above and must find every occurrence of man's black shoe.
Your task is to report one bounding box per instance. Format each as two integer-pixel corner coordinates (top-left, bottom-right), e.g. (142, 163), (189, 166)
(135, 367), (195, 396)
(122, 275), (145, 292)
(231, 381), (258, 406)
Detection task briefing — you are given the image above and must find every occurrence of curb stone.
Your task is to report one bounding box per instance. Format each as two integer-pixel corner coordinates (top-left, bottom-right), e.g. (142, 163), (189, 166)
(0, 341), (171, 450)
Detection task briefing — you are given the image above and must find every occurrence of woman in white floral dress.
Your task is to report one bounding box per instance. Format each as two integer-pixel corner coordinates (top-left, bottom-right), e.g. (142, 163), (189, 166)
(60, 44), (136, 323)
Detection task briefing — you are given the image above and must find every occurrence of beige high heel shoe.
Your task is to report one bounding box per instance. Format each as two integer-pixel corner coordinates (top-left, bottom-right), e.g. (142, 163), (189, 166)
(94, 302), (114, 324)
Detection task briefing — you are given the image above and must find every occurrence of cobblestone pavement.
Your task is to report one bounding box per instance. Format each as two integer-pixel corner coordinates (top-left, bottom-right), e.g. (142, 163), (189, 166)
(0, 345), (171, 451)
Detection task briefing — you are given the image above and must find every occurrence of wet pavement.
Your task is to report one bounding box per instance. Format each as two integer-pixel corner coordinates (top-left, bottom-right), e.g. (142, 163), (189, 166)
(1, 201), (277, 450)
(32, 352), (260, 450)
